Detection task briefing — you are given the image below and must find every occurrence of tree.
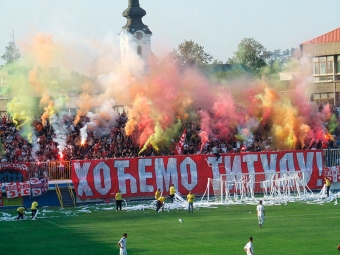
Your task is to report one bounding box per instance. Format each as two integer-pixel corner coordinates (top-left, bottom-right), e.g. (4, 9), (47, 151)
(211, 68), (252, 81)
(169, 40), (213, 66)
(227, 38), (269, 74)
(266, 48), (296, 68)
(1, 41), (21, 64)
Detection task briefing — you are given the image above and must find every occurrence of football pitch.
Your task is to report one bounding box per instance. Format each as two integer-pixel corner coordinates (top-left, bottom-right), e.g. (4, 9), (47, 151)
(0, 201), (339, 255)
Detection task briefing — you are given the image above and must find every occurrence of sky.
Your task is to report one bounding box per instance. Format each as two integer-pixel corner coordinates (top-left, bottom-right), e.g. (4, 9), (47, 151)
(0, 0), (340, 65)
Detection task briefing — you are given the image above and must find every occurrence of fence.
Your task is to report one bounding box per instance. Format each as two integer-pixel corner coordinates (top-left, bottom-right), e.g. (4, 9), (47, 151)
(323, 149), (340, 167)
(29, 161), (71, 180)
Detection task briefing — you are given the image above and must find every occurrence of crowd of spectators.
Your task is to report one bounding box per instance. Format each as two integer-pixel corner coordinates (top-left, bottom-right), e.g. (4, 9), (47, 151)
(0, 109), (338, 164)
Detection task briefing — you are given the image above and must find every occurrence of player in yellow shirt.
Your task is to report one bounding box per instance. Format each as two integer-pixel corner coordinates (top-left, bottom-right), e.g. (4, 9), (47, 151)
(324, 177), (331, 197)
(187, 191), (195, 213)
(156, 196), (165, 212)
(31, 200), (39, 219)
(16, 207), (26, 220)
(115, 191), (123, 211)
(155, 189), (161, 200)
(169, 184), (176, 203)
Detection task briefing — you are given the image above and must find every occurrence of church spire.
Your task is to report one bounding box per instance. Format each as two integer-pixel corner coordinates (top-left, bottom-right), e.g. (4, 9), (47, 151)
(122, 0), (152, 35)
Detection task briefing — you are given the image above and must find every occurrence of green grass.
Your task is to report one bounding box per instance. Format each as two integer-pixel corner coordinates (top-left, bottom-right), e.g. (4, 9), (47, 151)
(0, 202), (339, 255)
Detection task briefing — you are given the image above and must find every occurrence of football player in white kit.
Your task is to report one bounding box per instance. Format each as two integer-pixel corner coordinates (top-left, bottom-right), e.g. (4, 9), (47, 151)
(244, 236), (254, 255)
(256, 200), (265, 228)
(118, 233), (128, 255)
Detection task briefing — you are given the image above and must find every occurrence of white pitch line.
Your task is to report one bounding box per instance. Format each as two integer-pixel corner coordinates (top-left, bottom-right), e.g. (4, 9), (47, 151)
(42, 219), (69, 229)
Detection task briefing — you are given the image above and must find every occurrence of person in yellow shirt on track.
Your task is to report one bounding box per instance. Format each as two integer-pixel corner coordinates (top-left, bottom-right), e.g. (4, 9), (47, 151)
(155, 189), (161, 200)
(156, 196), (165, 212)
(169, 184), (176, 203)
(16, 207), (26, 220)
(324, 177), (331, 197)
(115, 191), (123, 211)
(187, 191), (195, 213)
(31, 200), (39, 219)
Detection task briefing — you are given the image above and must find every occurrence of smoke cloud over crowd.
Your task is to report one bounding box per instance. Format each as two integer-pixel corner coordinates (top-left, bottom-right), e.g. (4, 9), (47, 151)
(2, 33), (337, 158)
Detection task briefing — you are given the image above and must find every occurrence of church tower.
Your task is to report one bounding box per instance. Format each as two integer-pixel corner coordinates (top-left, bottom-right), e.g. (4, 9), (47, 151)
(119, 0), (152, 74)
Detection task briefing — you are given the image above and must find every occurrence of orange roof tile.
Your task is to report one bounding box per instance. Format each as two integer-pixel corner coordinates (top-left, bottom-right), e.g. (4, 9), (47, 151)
(301, 27), (340, 45)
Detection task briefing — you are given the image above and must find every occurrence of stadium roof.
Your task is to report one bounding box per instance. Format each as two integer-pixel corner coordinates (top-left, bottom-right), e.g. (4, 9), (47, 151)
(301, 27), (340, 45)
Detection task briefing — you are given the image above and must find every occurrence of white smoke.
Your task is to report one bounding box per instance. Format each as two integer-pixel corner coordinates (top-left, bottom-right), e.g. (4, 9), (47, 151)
(50, 111), (70, 159)
(86, 99), (120, 138)
(31, 133), (40, 161)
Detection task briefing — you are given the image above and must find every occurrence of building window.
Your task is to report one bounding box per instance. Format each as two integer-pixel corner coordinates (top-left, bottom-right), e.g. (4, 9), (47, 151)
(312, 92), (334, 107)
(137, 46), (142, 57)
(313, 56), (333, 75)
(337, 55), (340, 74)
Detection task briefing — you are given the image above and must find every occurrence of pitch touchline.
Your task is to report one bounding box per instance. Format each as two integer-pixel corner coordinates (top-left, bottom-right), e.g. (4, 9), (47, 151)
(42, 219), (69, 229)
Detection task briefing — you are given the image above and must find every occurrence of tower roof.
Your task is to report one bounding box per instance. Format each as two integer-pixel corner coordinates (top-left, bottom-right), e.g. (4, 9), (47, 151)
(122, 0), (152, 35)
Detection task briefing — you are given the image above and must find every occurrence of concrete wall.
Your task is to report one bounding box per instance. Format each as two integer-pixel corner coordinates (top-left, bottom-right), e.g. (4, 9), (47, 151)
(301, 42), (340, 57)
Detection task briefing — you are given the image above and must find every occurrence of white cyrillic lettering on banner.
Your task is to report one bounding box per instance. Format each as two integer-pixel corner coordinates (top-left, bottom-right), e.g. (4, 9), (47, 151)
(260, 153), (277, 188)
(74, 162), (93, 196)
(243, 154), (258, 189)
(207, 157), (221, 190)
(155, 158), (178, 193)
(180, 157), (198, 191)
(93, 162), (111, 196)
(114, 160), (137, 194)
(225, 155), (242, 190)
(296, 152), (314, 184)
(138, 158), (154, 192)
(243, 154), (258, 174)
(279, 152), (295, 172)
(316, 152), (323, 176)
(260, 153), (277, 173)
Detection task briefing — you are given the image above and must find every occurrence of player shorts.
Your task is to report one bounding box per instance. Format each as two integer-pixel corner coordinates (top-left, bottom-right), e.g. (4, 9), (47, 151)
(120, 248), (127, 255)
(258, 215), (265, 221)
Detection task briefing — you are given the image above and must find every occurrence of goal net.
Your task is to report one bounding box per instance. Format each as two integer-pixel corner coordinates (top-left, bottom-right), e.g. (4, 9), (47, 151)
(206, 171), (312, 204)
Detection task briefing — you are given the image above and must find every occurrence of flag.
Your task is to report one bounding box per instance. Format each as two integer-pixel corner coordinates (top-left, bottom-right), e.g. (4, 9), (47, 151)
(30, 177), (49, 197)
(5, 181), (30, 198)
(174, 129), (187, 155)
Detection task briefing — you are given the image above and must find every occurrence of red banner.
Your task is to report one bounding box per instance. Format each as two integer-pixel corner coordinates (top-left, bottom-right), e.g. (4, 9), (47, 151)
(30, 177), (49, 197)
(71, 150), (324, 199)
(5, 181), (31, 198)
(323, 166), (340, 184)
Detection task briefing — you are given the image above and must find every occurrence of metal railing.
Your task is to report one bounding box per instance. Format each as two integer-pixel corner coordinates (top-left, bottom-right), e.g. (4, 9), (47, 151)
(323, 149), (340, 167)
(29, 161), (71, 180)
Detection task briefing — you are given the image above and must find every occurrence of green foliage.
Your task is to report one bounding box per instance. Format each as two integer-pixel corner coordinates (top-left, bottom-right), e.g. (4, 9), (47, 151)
(1, 42), (21, 64)
(227, 38), (269, 74)
(169, 40), (213, 66)
(212, 59), (223, 64)
(266, 48), (296, 68)
(212, 67), (253, 81)
(227, 38), (296, 78)
(0, 202), (338, 255)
